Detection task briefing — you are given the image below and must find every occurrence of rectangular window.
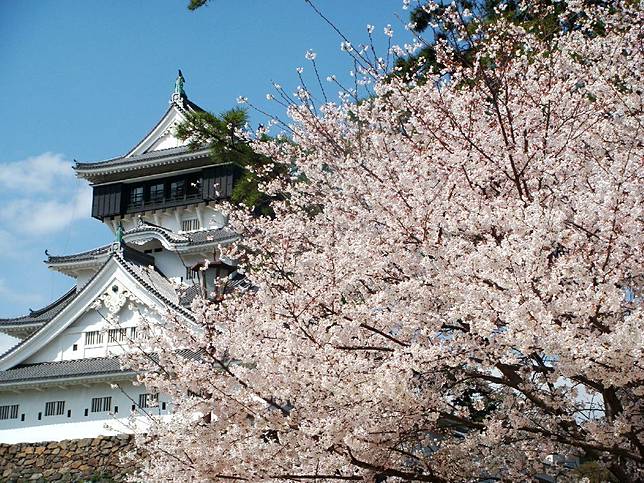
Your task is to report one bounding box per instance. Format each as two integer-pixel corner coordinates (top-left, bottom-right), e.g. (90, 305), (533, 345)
(44, 401), (65, 417)
(91, 396), (112, 413)
(138, 393), (158, 409)
(170, 180), (185, 200)
(85, 331), (104, 346)
(129, 327), (137, 340)
(108, 328), (127, 344)
(130, 186), (144, 207)
(149, 183), (165, 203)
(0, 404), (18, 420)
(181, 219), (199, 232)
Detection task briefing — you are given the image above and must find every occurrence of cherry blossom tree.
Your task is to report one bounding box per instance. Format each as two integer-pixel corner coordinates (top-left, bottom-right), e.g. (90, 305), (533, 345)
(126, 1), (643, 481)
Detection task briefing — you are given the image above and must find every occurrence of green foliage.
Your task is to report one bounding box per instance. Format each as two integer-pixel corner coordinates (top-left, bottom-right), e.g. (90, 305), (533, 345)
(176, 108), (286, 216)
(187, 0), (210, 11)
(395, 0), (619, 82)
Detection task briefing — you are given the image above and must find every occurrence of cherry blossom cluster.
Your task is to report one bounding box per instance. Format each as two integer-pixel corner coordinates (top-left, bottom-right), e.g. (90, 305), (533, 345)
(126, 2), (642, 481)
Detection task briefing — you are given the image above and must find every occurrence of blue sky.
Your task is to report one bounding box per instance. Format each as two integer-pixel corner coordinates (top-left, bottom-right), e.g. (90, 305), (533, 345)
(0, 1), (412, 348)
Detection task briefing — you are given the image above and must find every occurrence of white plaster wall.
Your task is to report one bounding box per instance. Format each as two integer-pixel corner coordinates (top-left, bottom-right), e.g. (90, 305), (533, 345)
(23, 305), (162, 365)
(117, 204), (226, 233)
(151, 250), (186, 281)
(0, 380), (171, 443)
(149, 132), (183, 151)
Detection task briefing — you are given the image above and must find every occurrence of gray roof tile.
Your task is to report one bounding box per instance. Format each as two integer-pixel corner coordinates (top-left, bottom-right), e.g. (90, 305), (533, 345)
(46, 226), (237, 266)
(0, 357), (131, 385)
(74, 146), (212, 171)
(0, 349), (205, 386)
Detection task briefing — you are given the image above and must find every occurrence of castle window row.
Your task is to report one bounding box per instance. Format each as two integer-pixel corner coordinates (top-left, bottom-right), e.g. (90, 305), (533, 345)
(91, 165), (237, 220)
(108, 328), (127, 343)
(83, 327), (143, 348)
(1, 393), (168, 424)
(127, 174), (202, 211)
(0, 404), (19, 420)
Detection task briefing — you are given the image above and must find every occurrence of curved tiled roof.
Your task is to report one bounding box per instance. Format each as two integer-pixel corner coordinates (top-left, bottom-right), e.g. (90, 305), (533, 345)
(0, 356), (132, 386)
(0, 349), (205, 387)
(46, 245), (111, 265)
(46, 226), (238, 266)
(75, 94), (208, 174)
(0, 288), (77, 328)
(0, 251), (196, 362)
(74, 145), (211, 170)
(121, 96), (205, 158)
(115, 255), (192, 320)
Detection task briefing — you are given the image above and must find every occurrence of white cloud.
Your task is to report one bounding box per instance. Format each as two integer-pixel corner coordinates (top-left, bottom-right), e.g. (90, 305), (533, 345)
(0, 153), (92, 236)
(0, 229), (26, 259)
(0, 152), (74, 193)
(0, 278), (44, 306)
(1, 186), (92, 235)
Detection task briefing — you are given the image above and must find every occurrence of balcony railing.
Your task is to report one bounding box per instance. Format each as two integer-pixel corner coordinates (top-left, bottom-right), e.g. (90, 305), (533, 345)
(127, 191), (203, 213)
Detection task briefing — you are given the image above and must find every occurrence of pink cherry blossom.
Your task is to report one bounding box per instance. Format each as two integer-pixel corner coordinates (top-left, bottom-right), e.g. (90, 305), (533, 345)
(125, 2), (643, 481)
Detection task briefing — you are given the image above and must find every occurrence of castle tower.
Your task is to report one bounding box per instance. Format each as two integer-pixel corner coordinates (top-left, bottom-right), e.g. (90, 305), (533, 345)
(0, 73), (241, 443)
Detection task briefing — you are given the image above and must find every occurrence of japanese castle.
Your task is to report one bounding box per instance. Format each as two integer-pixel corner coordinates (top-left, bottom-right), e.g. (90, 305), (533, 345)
(0, 73), (242, 443)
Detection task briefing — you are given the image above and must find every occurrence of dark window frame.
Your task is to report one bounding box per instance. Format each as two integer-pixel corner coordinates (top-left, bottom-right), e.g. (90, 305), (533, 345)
(44, 400), (65, 417)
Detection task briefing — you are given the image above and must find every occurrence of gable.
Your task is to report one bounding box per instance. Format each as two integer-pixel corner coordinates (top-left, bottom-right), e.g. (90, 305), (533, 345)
(22, 287), (148, 365)
(0, 255), (193, 371)
(126, 104), (189, 157)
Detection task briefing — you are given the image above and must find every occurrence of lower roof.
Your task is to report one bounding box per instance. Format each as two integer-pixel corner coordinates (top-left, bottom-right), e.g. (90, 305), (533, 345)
(0, 289), (77, 338)
(0, 356), (135, 390)
(0, 349), (205, 391)
(46, 224), (237, 269)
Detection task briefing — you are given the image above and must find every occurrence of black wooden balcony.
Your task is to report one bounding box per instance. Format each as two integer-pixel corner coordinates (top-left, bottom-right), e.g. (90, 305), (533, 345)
(91, 164), (239, 221)
(126, 191), (203, 213)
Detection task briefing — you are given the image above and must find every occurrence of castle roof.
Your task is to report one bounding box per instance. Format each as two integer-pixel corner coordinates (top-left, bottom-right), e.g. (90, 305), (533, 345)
(0, 356), (135, 390)
(0, 289), (78, 338)
(0, 251), (199, 370)
(74, 145), (215, 182)
(46, 223), (238, 275)
(0, 348), (206, 390)
(73, 82), (215, 184)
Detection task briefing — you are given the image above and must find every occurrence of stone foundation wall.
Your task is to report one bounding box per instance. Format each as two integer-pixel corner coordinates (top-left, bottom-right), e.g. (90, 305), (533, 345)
(0, 434), (138, 482)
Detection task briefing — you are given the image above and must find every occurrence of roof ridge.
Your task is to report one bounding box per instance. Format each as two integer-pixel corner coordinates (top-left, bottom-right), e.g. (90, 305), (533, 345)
(13, 355), (120, 370)
(0, 253), (116, 361)
(114, 254), (194, 322)
(46, 244), (111, 264)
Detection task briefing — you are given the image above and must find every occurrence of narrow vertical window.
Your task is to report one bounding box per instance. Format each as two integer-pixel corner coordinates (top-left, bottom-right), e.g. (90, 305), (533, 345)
(149, 183), (165, 204)
(129, 185), (144, 208)
(108, 328), (127, 344)
(170, 180), (185, 200)
(138, 393), (158, 409)
(44, 401), (65, 416)
(0, 404), (19, 420)
(181, 218), (200, 232)
(85, 331), (104, 346)
(91, 396), (112, 413)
